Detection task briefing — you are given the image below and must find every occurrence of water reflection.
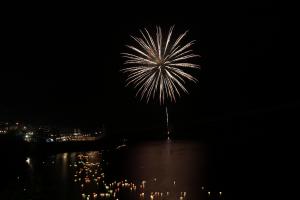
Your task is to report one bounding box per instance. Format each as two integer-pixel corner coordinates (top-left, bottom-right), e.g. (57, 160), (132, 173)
(8, 140), (224, 199)
(70, 151), (191, 199)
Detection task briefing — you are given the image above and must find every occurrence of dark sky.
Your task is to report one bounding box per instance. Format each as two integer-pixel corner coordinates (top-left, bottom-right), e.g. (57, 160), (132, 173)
(1, 1), (298, 132)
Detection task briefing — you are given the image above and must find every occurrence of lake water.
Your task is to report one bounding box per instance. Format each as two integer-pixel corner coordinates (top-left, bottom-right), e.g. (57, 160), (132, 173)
(1, 139), (230, 199)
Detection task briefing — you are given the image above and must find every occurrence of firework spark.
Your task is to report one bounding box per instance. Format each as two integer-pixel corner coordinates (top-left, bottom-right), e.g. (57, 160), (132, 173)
(121, 26), (200, 104)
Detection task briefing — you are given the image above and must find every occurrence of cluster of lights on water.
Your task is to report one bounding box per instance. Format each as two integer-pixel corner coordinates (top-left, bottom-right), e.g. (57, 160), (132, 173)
(17, 149), (224, 199)
(68, 151), (223, 200)
(70, 152), (192, 200)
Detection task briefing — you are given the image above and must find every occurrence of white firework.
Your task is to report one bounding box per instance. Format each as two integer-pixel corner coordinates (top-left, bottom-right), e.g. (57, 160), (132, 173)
(121, 26), (200, 104)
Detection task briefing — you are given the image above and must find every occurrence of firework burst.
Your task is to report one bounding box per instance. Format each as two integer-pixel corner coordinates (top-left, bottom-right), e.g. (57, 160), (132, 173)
(121, 26), (200, 104)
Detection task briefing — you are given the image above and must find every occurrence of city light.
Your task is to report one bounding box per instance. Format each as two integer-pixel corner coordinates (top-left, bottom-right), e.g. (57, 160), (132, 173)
(25, 157), (30, 165)
(0, 121), (104, 143)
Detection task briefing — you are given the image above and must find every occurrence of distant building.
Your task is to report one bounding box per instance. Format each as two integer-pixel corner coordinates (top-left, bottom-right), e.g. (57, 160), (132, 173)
(1, 121), (105, 143)
(0, 122), (8, 134)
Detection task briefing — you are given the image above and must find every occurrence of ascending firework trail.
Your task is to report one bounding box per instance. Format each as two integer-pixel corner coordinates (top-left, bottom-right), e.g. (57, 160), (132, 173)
(121, 25), (200, 136)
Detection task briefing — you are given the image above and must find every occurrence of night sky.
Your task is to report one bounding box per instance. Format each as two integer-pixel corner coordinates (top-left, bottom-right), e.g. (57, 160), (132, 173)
(1, 2), (298, 135)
